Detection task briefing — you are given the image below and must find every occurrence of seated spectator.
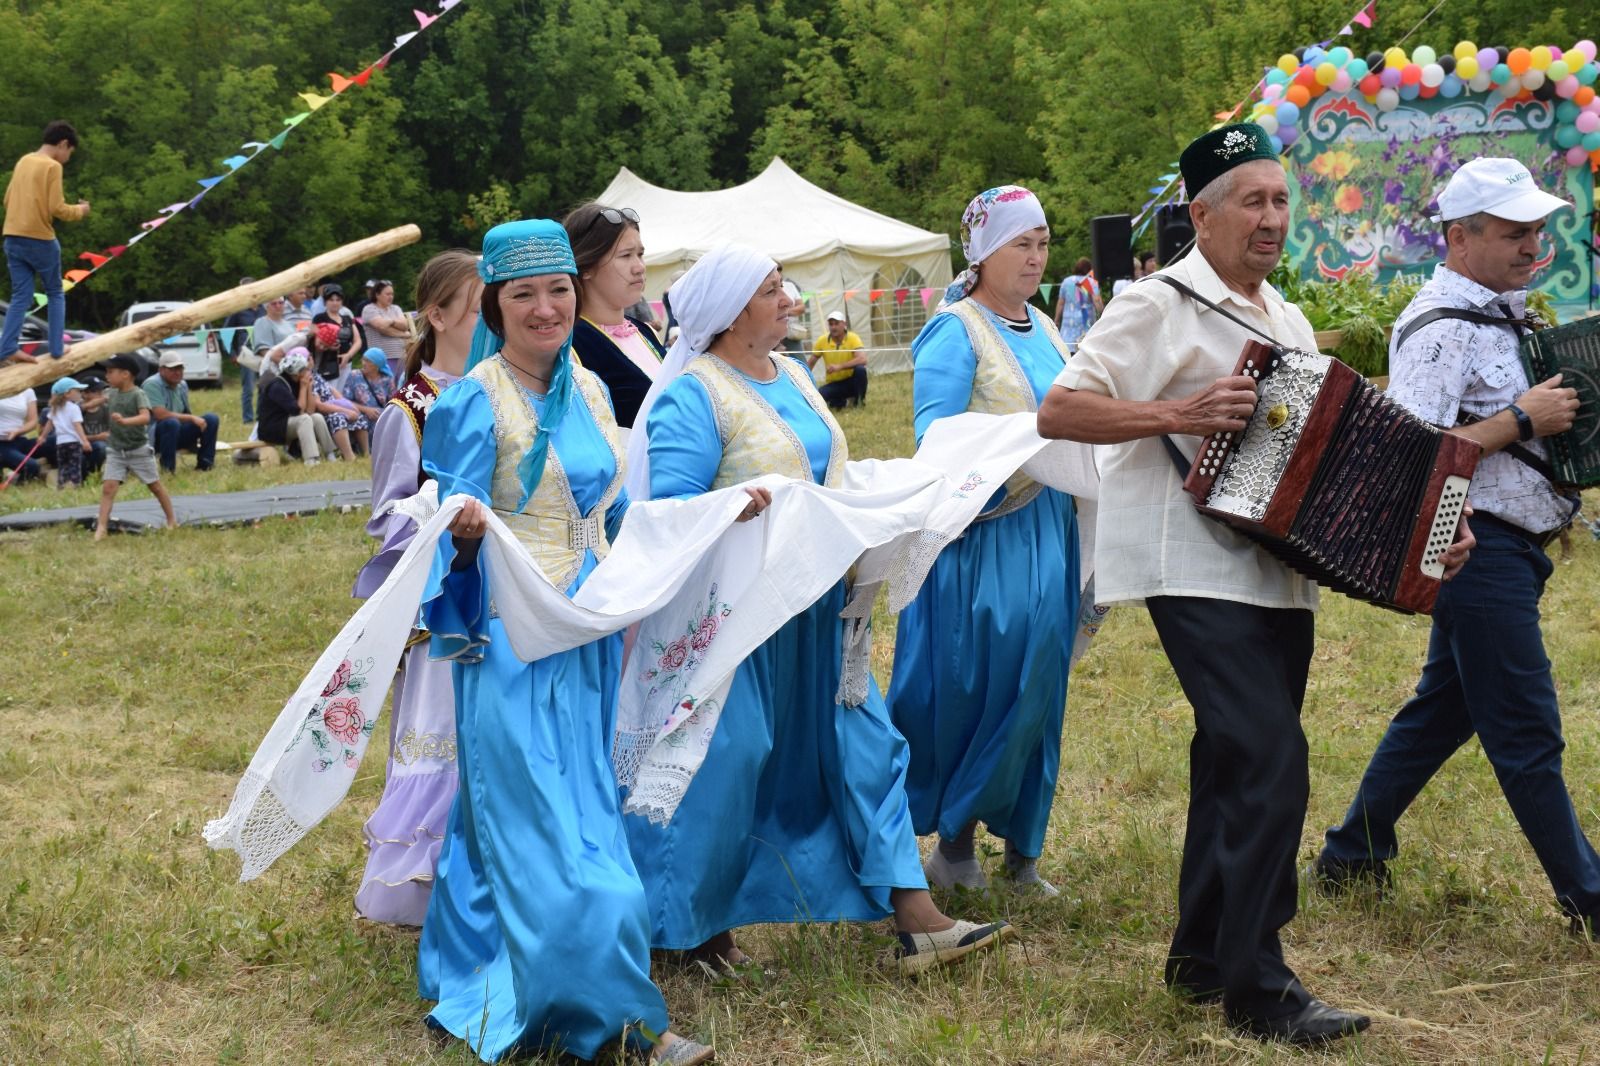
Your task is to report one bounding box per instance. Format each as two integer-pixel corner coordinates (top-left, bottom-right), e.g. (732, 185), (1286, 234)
(79, 374), (109, 473)
(257, 348), (337, 464)
(304, 360), (365, 460)
(807, 310), (868, 408)
(360, 280), (410, 376)
(96, 354), (177, 540)
(0, 385), (43, 482)
(345, 348), (395, 425)
(142, 352), (219, 473)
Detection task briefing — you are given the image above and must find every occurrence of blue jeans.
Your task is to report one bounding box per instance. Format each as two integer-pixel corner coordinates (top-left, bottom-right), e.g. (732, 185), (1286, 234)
(0, 435), (43, 481)
(2, 236), (65, 358)
(1322, 518), (1600, 918)
(239, 364), (257, 422)
(152, 413), (219, 473)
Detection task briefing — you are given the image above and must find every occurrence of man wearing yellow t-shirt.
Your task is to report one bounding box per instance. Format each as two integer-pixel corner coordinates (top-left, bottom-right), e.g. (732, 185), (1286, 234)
(807, 311), (868, 408)
(2, 121), (90, 364)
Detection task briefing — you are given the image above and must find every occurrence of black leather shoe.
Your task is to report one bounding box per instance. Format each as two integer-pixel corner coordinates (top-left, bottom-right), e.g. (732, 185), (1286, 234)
(1307, 853), (1390, 898)
(1236, 999), (1371, 1045)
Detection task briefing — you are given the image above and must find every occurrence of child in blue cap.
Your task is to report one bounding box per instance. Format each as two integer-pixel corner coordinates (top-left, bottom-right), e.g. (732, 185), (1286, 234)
(47, 376), (91, 487)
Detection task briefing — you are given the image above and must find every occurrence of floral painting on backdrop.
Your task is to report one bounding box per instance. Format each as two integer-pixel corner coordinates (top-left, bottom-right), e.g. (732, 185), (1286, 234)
(1283, 94), (1596, 314)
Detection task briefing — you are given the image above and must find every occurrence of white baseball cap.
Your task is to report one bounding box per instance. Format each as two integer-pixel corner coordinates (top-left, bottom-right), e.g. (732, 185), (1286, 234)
(157, 351), (186, 368)
(1431, 158), (1570, 224)
(825, 310), (847, 323)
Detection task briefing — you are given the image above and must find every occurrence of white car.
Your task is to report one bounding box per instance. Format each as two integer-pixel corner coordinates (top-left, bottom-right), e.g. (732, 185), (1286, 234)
(119, 301), (224, 385)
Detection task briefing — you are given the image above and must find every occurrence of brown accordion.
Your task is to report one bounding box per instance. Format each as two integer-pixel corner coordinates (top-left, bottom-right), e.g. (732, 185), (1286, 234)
(1183, 341), (1480, 614)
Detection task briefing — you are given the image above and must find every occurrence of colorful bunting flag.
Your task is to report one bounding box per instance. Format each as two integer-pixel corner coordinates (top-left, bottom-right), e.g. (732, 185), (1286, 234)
(868, 289), (884, 302)
(894, 288), (908, 305)
(1039, 283), (1053, 301)
(32, 293), (47, 309)
(49, 0), (464, 299)
(919, 287), (935, 307)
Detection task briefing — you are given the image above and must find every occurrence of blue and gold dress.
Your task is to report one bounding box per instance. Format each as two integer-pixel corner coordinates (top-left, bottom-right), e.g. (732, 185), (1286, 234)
(416, 355), (667, 1062)
(888, 300), (1080, 859)
(625, 353), (926, 947)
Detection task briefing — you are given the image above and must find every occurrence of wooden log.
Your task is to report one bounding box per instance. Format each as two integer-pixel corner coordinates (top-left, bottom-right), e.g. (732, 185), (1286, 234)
(0, 224), (421, 399)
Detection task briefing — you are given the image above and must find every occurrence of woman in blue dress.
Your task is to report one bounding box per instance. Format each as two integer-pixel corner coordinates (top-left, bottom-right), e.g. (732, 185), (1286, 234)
(889, 186), (1080, 896)
(416, 220), (716, 1065)
(622, 244), (1012, 976)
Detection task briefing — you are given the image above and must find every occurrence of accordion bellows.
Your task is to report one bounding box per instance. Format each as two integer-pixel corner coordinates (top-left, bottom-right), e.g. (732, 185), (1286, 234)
(1184, 341), (1479, 615)
(1521, 317), (1600, 489)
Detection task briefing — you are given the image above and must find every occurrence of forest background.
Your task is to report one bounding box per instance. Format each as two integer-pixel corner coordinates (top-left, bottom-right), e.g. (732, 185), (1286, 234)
(0, 0), (1587, 330)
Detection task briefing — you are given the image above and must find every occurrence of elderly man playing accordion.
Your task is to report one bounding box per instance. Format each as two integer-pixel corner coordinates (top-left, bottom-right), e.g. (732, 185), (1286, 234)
(1037, 123), (1447, 1045)
(1310, 159), (1600, 939)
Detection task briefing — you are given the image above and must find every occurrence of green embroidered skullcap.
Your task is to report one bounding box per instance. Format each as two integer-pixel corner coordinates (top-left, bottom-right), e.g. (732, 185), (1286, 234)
(1180, 123), (1280, 199)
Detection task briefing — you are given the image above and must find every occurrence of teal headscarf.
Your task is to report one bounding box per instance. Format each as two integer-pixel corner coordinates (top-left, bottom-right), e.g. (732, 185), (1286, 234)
(468, 219), (581, 509)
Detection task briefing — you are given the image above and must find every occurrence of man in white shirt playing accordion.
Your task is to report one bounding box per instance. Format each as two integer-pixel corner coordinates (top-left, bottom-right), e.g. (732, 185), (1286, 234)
(1038, 123), (1408, 1045)
(1310, 159), (1600, 938)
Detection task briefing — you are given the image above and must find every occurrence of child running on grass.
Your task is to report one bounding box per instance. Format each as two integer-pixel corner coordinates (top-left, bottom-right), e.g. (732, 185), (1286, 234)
(46, 376), (91, 487)
(95, 354), (177, 540)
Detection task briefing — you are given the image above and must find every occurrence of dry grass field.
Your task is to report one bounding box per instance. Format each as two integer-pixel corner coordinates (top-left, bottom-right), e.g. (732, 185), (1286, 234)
(3, 371), (1599, 1064)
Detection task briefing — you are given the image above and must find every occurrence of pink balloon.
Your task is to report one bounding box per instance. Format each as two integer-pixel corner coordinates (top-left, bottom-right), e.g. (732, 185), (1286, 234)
(1332, 69), (1353, 92)
(1557, 76), (1580, 98)
(1575, 40), (1598, 63)
(1567, 145), (1590, 166)
(1551, 45), (1564, 60)
(1577, 111), (1600, 134)
(1263, 82), (1284, 100)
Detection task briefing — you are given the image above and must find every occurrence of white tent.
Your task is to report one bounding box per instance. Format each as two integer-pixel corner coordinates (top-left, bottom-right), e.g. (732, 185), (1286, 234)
(596, 157), (953, 373)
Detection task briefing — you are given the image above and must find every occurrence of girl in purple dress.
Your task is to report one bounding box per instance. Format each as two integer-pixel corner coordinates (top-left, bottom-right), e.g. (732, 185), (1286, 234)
(350, 250), (482, 925)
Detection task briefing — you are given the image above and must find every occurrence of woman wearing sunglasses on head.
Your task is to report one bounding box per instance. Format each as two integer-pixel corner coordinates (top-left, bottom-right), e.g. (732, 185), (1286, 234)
(563, 203), (665, 429)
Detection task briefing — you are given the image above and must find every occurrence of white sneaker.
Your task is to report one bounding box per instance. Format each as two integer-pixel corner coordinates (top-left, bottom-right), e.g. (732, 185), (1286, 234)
(1001, 863), (1062, 898)
(892, 918), (1014, 976)
(305, 457), (321, 467)
(924, 848), (988, 892)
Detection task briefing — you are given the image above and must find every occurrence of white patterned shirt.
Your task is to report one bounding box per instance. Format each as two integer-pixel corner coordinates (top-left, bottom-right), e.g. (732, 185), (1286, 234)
(1052, 249), (1319, 610)
(1385, 264), (1572, 535)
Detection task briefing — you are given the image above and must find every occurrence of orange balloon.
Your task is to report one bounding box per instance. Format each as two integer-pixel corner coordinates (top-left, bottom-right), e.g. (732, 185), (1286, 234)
(1286, 84), (1311, 107)
(1507, 47), (1532, 75)
(1576, 86), (1596, 106)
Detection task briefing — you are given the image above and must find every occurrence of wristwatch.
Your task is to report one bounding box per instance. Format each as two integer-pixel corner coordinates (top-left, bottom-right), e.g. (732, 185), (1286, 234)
(1506, 403), (1535, 442)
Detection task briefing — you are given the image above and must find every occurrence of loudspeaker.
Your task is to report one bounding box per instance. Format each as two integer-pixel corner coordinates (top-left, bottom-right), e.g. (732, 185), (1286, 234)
(1155, 203), (1196, 265)
(1090, 214), (1133, 285)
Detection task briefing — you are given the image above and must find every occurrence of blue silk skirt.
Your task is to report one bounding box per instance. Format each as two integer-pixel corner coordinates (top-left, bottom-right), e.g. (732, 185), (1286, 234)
(888, 488), (1078, 858)
(625, 583), (927, 949)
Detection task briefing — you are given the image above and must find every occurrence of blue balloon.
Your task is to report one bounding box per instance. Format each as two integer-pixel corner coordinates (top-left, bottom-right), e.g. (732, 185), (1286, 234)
(1328, 46), (1352, 67)
(1266, 67), (1289, 85)
(1399, 81), (1421, 100)
(1304, 46), (1326, 65)
(1269, 133), (1285, 155)
(1347, 58), (1369, 81)
(1579, 62), (1600, 87)
(1276, 101), (1301, 125)
(1491, 62), (1513, 84)
(1440, 74), (1463, 97)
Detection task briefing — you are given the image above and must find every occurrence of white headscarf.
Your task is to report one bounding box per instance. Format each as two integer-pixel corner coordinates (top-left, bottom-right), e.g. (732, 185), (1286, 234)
(623, 244), (779, 500)
(943, 185), (1048, 305)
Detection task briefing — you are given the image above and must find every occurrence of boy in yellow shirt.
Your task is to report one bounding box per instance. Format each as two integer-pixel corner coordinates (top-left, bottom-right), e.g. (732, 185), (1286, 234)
(2, 121), (90, 364)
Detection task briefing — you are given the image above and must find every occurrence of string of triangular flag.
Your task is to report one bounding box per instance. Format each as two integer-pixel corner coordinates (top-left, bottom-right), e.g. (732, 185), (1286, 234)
(38, 0), (464, 307)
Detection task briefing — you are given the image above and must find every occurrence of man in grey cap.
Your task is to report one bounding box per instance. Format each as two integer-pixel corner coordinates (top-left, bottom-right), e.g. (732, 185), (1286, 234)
(1311, 158), (1600, 938)
(143, 350), (219, 473)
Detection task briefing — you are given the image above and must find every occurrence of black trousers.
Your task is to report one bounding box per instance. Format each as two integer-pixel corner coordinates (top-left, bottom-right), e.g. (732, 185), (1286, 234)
(1146, 595), (1315, 1022)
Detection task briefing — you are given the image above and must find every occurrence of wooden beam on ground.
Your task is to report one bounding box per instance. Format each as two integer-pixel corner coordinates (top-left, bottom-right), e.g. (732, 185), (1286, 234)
(0, 224), (422, 399)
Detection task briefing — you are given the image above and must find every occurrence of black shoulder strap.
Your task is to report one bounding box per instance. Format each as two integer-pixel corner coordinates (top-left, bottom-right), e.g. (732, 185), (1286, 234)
(1150, 274), (1286, 479)
(1393, 306), (1537, 352)
(1152, 274), (1287, 350)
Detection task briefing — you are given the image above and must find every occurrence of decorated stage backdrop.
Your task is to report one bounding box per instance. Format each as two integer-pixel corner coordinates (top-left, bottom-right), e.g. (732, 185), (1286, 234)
(1282, 93), (1595, 313)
